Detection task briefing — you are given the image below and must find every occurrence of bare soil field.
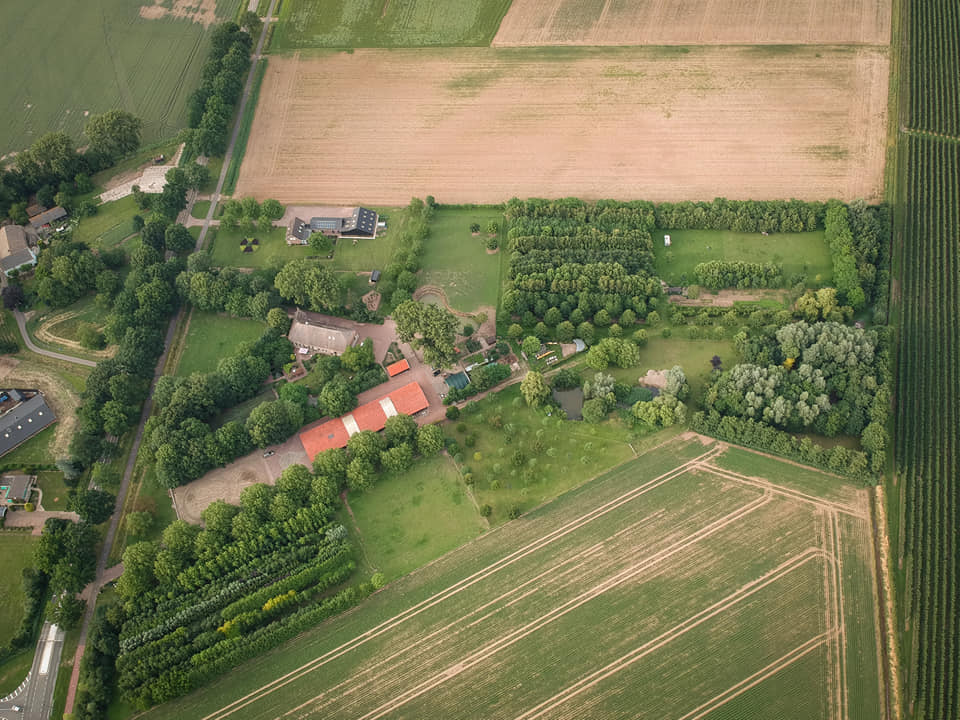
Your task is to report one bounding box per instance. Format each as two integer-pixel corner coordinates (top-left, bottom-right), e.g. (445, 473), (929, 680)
(493, 0), (891, 47)
(236, 46), (889, 204)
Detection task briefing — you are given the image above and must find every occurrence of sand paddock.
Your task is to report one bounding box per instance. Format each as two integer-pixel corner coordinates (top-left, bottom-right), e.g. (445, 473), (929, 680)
(236, 46), (889, 205)
(492, 0), (891, 47)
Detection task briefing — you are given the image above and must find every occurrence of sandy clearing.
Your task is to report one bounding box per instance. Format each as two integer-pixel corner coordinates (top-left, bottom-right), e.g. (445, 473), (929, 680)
(139, 0), (218, 27)
(493, 0), (891, 47)
(236, 47), (889, 205)
(202, 442), (723, 720)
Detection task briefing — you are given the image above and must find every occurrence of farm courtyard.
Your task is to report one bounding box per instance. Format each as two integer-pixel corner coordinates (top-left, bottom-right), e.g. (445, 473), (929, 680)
(236, 46), (889, 205)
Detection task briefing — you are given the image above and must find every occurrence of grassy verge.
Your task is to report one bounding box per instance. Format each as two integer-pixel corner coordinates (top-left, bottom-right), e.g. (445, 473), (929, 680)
(48, 622), (82, 720)
(223, 59), (267, 195)
(0, 649), (33, 697)
(71, 195), (141, 250)
(191, 200), (212, 219)
(0, 533), (39, 640)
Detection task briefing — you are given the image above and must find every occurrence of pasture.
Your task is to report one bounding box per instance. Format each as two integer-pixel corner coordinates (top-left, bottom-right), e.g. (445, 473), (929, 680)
(137, 436), (884, 720)
(652, 229), (834, 286)
(271, 0), (513, 49)
(0, 533), (38, 640)
(236, 46), (889, 205)
(0, 0), (237, 157)
(343, 454), (486, 581)
(173, 311), (268, 376)
(493, 0), (891, 47)
(209, 226), (307, 268)
(419, 208), (503, 313)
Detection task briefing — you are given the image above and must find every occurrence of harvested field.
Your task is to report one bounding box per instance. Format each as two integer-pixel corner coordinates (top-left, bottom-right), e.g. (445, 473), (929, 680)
(139, 437), (884, 720)
(236, 46), (889, 204)
(493, 0), (891, 47)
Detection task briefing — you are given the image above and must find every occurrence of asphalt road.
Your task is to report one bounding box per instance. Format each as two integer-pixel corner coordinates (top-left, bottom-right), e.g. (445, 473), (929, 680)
(0, 623), (65, 720)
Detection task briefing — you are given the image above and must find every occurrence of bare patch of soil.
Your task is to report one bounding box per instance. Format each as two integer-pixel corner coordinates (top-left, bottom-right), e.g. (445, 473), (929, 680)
(139, 0), (218, 27)
(669, 289), (787, 307)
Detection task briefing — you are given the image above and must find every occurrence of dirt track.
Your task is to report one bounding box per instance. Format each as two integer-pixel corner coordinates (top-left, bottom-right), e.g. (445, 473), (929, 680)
(493, 0), (891, 47)
(237, 46), (889, 205)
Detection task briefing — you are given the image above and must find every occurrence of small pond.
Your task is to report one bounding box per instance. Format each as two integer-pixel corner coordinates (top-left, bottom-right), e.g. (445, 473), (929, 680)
(552, 387), (584, 420)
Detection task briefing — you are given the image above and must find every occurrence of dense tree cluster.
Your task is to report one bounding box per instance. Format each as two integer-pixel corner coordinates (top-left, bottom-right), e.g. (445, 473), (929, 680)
(693, 261), (783, 291)
(144, 330), (294, 488)
(274, 259), (340, 312)
(176, 256), (281, 320)
(374, 198), (432, 308)
(393, 300), (460, 367)
(33, 239), (105, 307)
(0, 566), (47, 664)
(632, 367), (689, 428)
(187, 23), (253, 157)
(703, 321), (890, 474)
(72, 602), (123, 720)
(502, 198), (661, 328)
(653, 198), (823, 233)
(823, 201), (891, 314)
(220, 197), (284, 236)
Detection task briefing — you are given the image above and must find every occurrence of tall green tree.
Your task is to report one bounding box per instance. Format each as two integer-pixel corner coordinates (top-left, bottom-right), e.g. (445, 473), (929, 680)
(85, 110), (143, 160)
(520, 371), (550, 408)
(393, 300), (459, 367)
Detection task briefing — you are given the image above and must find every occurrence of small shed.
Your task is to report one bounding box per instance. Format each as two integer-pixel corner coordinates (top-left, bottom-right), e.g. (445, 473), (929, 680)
(370, 270), (381, 284)
(385, 358), (409, 377)
(664, 234), (671, 247)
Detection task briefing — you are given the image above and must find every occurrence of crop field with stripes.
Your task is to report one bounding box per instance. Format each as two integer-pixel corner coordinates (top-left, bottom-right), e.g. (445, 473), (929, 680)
(141, 436), (884, 720)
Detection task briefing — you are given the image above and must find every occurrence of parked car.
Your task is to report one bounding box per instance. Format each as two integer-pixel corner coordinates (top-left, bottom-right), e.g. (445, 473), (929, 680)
(263, 450), (275, 458)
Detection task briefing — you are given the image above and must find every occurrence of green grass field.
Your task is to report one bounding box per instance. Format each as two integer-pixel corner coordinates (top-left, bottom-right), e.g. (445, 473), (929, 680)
(0, 425), (57, 468)
(137, 437), (882, 720)
(191, 200), (212, 220)
(449, 383), (641, 521)
(209, 226), (308, 268)
(652, 228), (833, 286)
(0, 533), (38, 641)
(71, 195), (141, 250)
(326, 209), (402, 272)
(36, 471), (70, 510)
(420, 208), (502, 313)
(271, 0), (512, 49)
(174, 311), (267, 376)
(0, 0), (238, 156)
(343, 454), (485, 580)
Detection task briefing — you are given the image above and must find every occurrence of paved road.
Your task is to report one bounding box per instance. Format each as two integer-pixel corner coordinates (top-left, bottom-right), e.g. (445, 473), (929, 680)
(0, 623), (65, 720)
(10, 309), (96, 367)
(197, 0), (278, 251)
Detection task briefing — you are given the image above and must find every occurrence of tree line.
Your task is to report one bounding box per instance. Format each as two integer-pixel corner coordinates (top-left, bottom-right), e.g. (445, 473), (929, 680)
(693, 260), (783, 291)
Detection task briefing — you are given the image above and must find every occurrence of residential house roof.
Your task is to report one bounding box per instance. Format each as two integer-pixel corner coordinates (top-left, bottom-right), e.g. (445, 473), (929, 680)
(0, 393), (56, 457)
(1, 474), (34, 504)
(28, 206), (67, 229)
(0, 248), (37, 274)
(0, 225), (29, 257)
(287, 311), (358, 355)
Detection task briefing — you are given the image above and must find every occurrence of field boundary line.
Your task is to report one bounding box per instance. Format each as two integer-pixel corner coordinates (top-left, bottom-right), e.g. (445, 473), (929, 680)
(351, 493), (775, 720)
(676, 633), (831, 720)
(202, 442), (722, 720)
(831, 511), (850, 720)
(513, 548), (831, 720)
(702, 462), (866, 518)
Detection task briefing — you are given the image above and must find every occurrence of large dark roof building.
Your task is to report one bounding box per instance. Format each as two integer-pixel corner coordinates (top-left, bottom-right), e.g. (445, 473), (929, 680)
(287, 207), (379, 244)
(0, 390), (56, 457)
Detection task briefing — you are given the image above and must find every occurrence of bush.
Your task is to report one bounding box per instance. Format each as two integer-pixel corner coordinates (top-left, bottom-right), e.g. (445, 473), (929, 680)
(24, 502), (35, 512)
(479, 504), (492, 517)
(445, 406), (460, 420)
(507, 505), (522, 520)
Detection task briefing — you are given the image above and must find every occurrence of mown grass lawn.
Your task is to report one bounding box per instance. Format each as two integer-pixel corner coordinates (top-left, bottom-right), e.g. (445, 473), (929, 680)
(272, 0), (513, 49)
(0, 425), (57, 468)
(209, 226), (310, 268)
(342, 454), (485, 581)
(420, 207), (503, 313)
(0, 533), (38, 641)
(191, 200), (211, 220)
(652, 228), (833, 286)
(72, 195), (140, 250)
(36, 471), (70, 510)
(174, 311), (267, 377)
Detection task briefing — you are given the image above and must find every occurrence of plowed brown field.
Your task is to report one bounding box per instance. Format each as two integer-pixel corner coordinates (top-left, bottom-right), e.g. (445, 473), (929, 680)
(492, 0), (891, 47)
(236, 46), (889, 204)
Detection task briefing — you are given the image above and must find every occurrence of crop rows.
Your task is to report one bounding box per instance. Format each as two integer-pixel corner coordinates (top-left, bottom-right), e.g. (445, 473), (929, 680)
(908, 0), (960, 136)
(895, 131), (960, 716)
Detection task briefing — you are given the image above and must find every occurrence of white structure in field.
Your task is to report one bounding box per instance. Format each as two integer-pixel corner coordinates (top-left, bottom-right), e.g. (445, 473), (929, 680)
(664, 234), (671, 246)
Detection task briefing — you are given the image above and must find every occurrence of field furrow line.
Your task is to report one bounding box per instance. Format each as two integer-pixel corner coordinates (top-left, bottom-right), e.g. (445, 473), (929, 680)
(675, 633), (832, 720)
(279, 512), (675, 716)
(703, 463), (866, 518)
(512, 548), (831, 720)
(832, 511), (850, 720)
(202, 442), (722, 720)
(348, 492), (773, 720)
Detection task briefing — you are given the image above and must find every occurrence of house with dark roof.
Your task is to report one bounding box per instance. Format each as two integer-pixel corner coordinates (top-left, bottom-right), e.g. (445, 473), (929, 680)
(287, 207), (379, 245)
(0, 225), (37, 276)
(28, 206), (67, 232)
(0, 391), (56, 457)
(1, 475), (35, 505)
(288, 310), (358, 356)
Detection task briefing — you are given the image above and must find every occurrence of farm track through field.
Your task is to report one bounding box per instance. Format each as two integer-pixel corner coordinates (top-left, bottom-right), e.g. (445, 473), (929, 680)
(701, 462), (867, 518)
(346, 492), (775, 720)
(513, 549), (832, 720)
(201, 443), (724, 720)
(283, 489), (772, 719)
